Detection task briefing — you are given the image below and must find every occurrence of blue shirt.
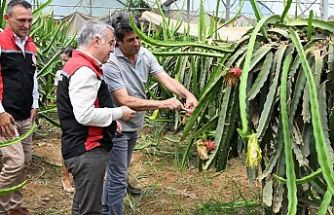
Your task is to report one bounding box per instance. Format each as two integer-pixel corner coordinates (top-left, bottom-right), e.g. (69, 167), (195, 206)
(103, 47), (163, 131)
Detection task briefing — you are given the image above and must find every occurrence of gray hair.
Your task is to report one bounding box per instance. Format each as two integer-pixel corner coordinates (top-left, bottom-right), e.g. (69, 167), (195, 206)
(77, 21), (114, 47)
(6, 0), (32, 16)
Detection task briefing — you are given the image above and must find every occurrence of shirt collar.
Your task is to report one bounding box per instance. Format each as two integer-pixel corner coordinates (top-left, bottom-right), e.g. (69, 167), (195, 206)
(13, 33), (27, 43)
(4, 27), (32, 43)
(115, 47), (125, 58)
(76, 49), (102, 67)
(115, 47), (144, 59)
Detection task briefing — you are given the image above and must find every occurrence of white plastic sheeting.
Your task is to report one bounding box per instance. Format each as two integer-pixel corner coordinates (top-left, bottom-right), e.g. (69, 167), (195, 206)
(141, 11), (251, 42)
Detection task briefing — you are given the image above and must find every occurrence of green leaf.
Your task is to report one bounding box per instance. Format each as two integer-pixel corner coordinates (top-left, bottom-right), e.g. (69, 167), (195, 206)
(37, 51), (61, 77)
(32, 0), (53, 16)
(238, 15), (279, 137)
(155, 0), (171, 39)
(256, 45), (287, 140)
(273, 168), (322, 185)
(318, 189), (332, 215)
(0, 0), (7, 28)
(153, 51), (226, 58)
(180, 104), (209, 170)
(203, 86), (232, 169)
(248, 45), (274, 72)
(129, 16), (233, 53)
(248, 0), (268, 39)
(307, 10), (314, 41)
(258, 125), (283, 180)
(289, 28), (334, 196)
(280, 0), (292, 23)
(216, 93), (239, 171)
(268, 28), (289, 39)
(281, 54), (297, 215)
(181, 97), (211, 141)
(288, 18), (334, 33)
(0, 180), (27, 196)
(226, 46), (247, 67)
(292, 122), (310, 159)
(198, 0), (206, 40)
(290, 67), (306, 122)
(38, 113), (60, 127)
(248, 51), (273, 100)
(318, 82), (334, 159)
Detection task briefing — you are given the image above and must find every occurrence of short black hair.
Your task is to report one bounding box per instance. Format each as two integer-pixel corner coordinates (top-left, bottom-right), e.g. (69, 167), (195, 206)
(111, 12), (140, 41)
(6, 0), (32, 16)
(62, 46), (74, 57)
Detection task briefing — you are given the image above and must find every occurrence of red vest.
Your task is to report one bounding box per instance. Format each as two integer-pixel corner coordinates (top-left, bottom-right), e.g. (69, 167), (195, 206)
(57, 50), (116, 159)
(0, 27), (37, 120)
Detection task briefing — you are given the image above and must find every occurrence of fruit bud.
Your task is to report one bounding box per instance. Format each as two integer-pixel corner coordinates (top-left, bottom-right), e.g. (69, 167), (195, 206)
(229, 67), (242, 77)
(246, 133), (262, 168)
(204, 140), (216, 152)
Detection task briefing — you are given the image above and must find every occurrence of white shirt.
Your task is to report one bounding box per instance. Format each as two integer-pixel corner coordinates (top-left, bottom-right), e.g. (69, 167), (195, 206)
(68, 66), (123, 127)
(0, 34), (39, 113)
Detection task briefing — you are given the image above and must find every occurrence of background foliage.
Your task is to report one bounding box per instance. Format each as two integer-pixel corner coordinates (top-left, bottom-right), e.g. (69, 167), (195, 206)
(138, 0), (334, 214)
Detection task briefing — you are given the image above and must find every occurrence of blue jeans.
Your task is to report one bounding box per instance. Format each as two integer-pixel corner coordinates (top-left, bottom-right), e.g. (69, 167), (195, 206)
(102, 131), (138, 215)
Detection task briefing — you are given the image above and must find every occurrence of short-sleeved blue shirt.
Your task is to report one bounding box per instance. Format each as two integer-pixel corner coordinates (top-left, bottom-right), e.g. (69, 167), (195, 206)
(103, 47), (163, 131)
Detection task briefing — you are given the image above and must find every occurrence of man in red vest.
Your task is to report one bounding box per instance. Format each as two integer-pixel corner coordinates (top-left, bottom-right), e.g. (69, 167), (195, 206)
(0, 1), (38, 214)
(57, 21), (135, 214)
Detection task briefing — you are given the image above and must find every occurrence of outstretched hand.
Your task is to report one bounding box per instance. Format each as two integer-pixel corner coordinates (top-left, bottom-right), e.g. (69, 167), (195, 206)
(162, 98), (184, 110)
(184, 96), (199, 115)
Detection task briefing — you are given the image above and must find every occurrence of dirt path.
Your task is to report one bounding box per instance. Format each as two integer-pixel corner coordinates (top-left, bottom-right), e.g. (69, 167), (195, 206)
(23, 132), (261, 215)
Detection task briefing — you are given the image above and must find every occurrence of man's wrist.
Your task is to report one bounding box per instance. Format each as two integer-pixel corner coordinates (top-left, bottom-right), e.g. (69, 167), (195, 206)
(112, 107), (123, 120)
(157, 100), (166, 109)
(185, 93), (196, 100)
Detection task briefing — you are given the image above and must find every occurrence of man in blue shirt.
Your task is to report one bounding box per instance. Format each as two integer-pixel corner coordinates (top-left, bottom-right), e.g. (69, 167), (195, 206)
(102, 12), (198, 215)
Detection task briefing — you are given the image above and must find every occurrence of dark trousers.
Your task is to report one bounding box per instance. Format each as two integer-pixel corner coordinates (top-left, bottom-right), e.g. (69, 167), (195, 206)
(65, 147), (108, 215)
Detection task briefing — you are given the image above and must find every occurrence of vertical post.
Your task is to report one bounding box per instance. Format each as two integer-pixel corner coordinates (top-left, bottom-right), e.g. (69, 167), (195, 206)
(321, 0), (328, 20)
(226, 0), (231, 20)
(89, 0), (93, 16)
(187, 0), (190, 21)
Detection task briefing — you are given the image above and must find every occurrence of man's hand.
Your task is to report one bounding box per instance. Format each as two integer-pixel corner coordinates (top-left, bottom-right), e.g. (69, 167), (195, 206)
(161, 98), (183, 110)
(120, 106), (136, 121)
(185, 96), (198, 115)
(116, 120), (122, 134)
(30, 108), (38, 122)
(0, 112), (16, 138)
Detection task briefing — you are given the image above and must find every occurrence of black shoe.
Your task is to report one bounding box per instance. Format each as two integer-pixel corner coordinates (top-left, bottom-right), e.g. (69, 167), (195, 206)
(127, 182), (142, 195)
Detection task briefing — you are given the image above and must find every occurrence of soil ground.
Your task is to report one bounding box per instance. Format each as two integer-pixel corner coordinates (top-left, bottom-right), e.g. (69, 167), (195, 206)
(22, 128), (262, 215)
